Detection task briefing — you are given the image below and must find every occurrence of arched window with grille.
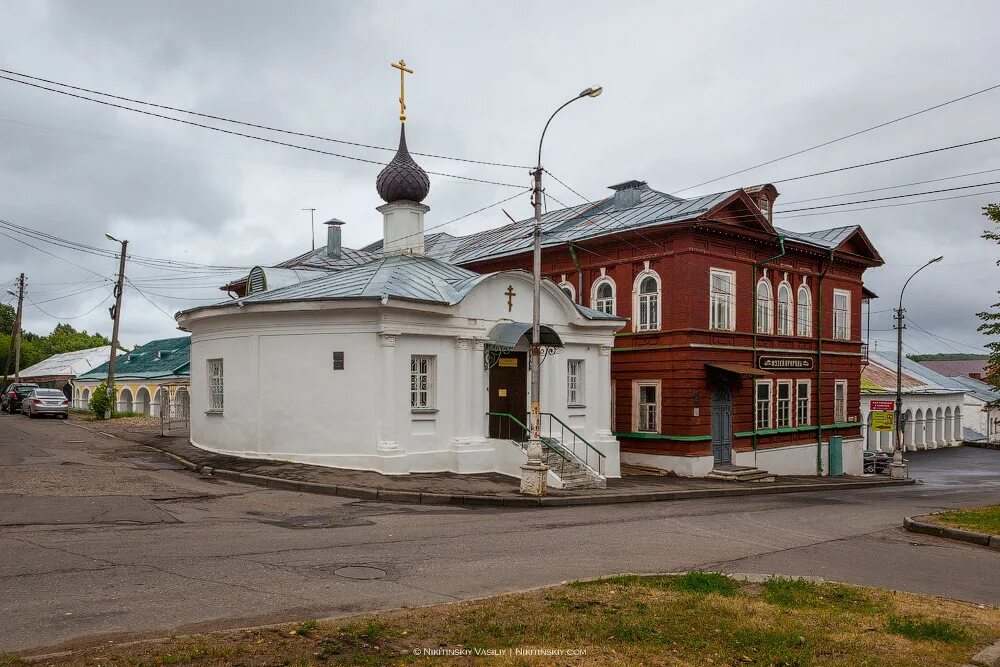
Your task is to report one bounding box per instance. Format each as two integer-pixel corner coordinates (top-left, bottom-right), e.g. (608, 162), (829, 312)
(592, 279), (615, 315)
(756, 277), (773, 334)
(776, 281), (793, 335)
(634, 272), (661, 331)
(797, 284), (812, 336)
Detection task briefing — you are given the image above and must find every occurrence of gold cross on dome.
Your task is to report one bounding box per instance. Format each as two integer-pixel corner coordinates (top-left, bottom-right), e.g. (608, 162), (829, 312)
(391, 59), (414, 122)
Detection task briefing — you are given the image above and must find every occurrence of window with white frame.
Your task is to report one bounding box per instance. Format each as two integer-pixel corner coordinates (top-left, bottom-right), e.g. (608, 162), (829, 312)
(797, 284), (812, 337)
(833, 289), (851, 340)
(410, 355), (436, 409)
(796, 380), (811, 425)
(207, 359), (224, 412)
(635, 274), (660, 331)
(776, 281), (793, 336)
(567, 359), (585, 406)
(594, 280), (615, 315)
(755, 380), (772, 430)
(559, 282), (575, 302)
(756, 278), (773, 334)
(834, 379), (848, 423)
(709, 269), (736, 331)
(776, 380), (792, 428)
(634, 380), (660, 432)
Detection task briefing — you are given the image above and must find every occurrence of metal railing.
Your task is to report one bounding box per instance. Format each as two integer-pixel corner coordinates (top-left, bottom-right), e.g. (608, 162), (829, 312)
(485, 412), (575, 478)
(539, 412), (606, 476)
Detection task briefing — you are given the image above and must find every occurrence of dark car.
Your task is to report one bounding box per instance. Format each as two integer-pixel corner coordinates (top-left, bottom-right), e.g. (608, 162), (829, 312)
(20, 388), (70, 419)
(3, 383), (39, 414)
(863, 450), (891, 475)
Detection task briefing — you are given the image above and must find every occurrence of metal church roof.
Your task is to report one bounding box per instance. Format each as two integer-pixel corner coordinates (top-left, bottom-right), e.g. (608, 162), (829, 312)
(77, 337), (191, 381)
(17, 346), (119, 380)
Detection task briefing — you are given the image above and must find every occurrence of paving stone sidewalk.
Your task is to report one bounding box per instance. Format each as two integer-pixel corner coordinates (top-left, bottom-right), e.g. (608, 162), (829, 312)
(68, 414), (914, 506)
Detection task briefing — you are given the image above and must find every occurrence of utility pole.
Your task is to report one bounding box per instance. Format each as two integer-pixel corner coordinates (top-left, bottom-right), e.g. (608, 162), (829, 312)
(521, 85), (602, 497)
(105, 235), (128, 419)
(12, 273), (24, 382)
(302, 208), (316, 251)
(892, 255), (942, 479)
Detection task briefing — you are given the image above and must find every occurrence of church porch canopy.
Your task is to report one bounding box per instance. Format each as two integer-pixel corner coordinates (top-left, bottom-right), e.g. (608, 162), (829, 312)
(486, 322), (563, 350)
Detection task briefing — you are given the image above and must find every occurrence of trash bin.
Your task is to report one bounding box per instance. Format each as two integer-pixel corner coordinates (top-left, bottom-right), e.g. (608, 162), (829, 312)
(828, 435), (843, 476)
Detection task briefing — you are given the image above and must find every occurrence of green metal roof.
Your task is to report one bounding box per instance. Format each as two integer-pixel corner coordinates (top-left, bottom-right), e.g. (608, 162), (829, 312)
(76, 336), (190, 381)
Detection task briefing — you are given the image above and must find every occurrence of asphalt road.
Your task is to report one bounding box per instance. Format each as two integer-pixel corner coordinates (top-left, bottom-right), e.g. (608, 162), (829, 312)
(1, 414), (997, 654)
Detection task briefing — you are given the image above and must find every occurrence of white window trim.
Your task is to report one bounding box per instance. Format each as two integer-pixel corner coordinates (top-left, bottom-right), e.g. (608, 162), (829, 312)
(775, 379), (792, 428)
(567, 359), (586, 407)
(207, 358), (224, 414)
(558, 281), (576, 302)
(591, 277), (616, 316)
(756, 277), (774, 334)
(754, 379), (772, 430)
(834, 379), (848, 423)
(632, 379), (661, 433)
(796, 379), (811, 426)
(797, 284), (813, 337)
(776, 280), (793, 336)
(833, 289), (851, 340)
(709, 268), (736, 332)
(633, 270), (662, 332)
(410, 355), (437, 411)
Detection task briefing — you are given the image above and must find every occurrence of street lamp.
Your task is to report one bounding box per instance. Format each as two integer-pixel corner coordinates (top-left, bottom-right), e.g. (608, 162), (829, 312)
(891, 255), (943, 479)
(521, 85), (603, 496)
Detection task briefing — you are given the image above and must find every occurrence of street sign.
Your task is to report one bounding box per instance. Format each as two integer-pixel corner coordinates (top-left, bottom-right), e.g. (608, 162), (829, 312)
(757, 356), (814, 371)
(871, 411), (895, 432)
(869, 399), (895, 411)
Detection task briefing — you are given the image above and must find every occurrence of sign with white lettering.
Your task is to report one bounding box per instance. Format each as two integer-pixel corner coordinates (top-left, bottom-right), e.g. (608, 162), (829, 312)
(757, 356), (814, 371)
(869, 399), (895, 411)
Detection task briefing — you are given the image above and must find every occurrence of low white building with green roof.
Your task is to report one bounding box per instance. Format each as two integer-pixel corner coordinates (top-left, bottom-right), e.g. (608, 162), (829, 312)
(74, 336), (190, 416)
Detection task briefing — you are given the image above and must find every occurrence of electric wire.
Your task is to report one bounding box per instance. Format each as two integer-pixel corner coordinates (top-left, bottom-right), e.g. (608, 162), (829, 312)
(779, 167), (1000, 205)
(26, 291), (113, 320)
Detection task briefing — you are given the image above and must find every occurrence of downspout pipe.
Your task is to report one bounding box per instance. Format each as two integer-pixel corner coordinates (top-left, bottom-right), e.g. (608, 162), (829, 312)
(569, 245), (583, 305)
(751, 234), (786, 459)
(816, 249), (835, 475)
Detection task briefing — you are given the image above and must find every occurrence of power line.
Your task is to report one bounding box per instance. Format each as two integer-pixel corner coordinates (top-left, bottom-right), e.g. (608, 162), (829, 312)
(26, 291), (113, 320)
(544, 169), (590, 202)
(906, 317), (988, 353)
(0, 73), (525, 190)
(775, 179), (1000, 214)
(0, 230), (114, 281)
(126, 280), (177, 321)
(779, 167), (1000, 205)
(0, 67), (529, 170)
(671, 81), (1000, 193)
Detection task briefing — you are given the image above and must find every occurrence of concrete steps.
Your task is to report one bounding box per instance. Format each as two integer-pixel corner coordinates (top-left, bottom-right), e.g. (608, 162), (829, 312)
(542, 449), (606, 490)
(706, 465), (775, 483)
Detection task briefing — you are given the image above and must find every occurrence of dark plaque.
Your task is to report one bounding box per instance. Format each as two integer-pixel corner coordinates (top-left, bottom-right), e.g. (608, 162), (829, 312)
(758, 355), (814, 371)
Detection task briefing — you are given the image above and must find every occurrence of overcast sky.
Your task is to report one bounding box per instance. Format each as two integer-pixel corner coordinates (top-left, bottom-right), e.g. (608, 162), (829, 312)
(0, 0), (997, 355)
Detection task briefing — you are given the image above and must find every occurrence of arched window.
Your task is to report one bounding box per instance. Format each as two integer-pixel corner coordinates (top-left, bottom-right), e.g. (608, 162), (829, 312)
(558, 282), (575, 302)
(634, 273), (660, 331)
(593, 279), (615, 315)
(755, 278), (773, 334)
(797, 284), (812, 336)
(776, 281), (793, 336)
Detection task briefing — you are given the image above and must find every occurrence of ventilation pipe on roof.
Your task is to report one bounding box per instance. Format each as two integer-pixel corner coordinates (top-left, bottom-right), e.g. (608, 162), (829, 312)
(608, 180), (647, 211)
(325, 218), (346, 259)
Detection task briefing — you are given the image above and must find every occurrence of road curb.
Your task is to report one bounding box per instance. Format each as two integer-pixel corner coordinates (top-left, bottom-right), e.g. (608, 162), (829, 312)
(969, 638), (1000, 667)
(128, 440), (915, 507)
(904, 515), (1000, 550)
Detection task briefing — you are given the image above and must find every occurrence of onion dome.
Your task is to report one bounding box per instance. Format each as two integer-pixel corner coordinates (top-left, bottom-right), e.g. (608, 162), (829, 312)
(376, 125), (430, 204)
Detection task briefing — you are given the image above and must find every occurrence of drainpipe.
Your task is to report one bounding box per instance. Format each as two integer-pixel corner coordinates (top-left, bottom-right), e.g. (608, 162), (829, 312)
(569, 245), (583, 304)
(816, 249), (835, 475)
(751, 234), (786, 460)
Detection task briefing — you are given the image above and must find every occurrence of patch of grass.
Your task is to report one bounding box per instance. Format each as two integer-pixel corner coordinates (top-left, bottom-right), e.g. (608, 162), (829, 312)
(293, 619), (318, 636)
(0, 655), (24, 666)
(930, 504), (1000, 535)
(888, 615), (968, 643)
(763, 577), (887, 614)
(570, 571), (739, 596)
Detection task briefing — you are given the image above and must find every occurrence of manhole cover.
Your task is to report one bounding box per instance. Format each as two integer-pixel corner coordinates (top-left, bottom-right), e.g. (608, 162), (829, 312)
(333, 566), (387, 580)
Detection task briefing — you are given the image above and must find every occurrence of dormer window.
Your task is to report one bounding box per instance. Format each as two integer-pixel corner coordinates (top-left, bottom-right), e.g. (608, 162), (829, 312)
(758, 196), (770, 216)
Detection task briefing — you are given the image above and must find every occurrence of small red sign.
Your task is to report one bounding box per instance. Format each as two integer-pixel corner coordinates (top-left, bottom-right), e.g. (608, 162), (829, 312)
(870, 400), (895, 411)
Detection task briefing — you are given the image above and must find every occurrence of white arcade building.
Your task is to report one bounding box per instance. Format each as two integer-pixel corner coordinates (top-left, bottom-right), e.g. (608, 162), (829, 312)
(176, 120), (624, 489)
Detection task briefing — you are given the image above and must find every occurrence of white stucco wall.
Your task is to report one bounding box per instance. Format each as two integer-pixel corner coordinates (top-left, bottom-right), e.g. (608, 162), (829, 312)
(860, 391), (965, 451)
(179, 271), (621, 481)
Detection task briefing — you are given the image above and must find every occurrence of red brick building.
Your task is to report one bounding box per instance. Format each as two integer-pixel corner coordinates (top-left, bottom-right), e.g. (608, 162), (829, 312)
(455, 180), (883, 477)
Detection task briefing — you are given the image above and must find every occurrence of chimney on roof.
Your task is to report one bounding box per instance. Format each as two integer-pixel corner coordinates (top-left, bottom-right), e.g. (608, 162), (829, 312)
(324, 218), (346, 259)
(608, 180), (647, 211)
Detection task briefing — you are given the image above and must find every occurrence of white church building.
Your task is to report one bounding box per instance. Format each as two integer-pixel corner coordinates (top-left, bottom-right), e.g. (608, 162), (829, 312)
(177, 118), (624, 489)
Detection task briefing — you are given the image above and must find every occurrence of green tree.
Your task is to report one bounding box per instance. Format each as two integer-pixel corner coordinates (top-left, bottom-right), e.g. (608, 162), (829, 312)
(976, 203), (1000, 390)
(88, 380), (116, 419)
(0, 304), (15, 335)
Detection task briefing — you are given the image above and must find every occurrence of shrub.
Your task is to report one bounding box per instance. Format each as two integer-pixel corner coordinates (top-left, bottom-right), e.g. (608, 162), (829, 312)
(88, 381), (116, 419)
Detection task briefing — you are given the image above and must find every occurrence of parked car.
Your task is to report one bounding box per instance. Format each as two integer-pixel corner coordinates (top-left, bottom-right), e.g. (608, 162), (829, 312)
(3, 383), (39, 414)
(20, 388), (70, 419)
(863, 450), (891, 475)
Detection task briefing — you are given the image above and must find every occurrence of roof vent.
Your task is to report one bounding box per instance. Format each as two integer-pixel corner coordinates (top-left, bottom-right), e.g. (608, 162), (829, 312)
(324, 218), (346, 259)
(608, 180), (647, 210)
(247, 267), (266, 294)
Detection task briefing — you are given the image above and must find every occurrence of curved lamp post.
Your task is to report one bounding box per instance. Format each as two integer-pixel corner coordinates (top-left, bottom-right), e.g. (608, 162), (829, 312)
(521, 86), (603, 496)
(891, 255), (943, 478)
